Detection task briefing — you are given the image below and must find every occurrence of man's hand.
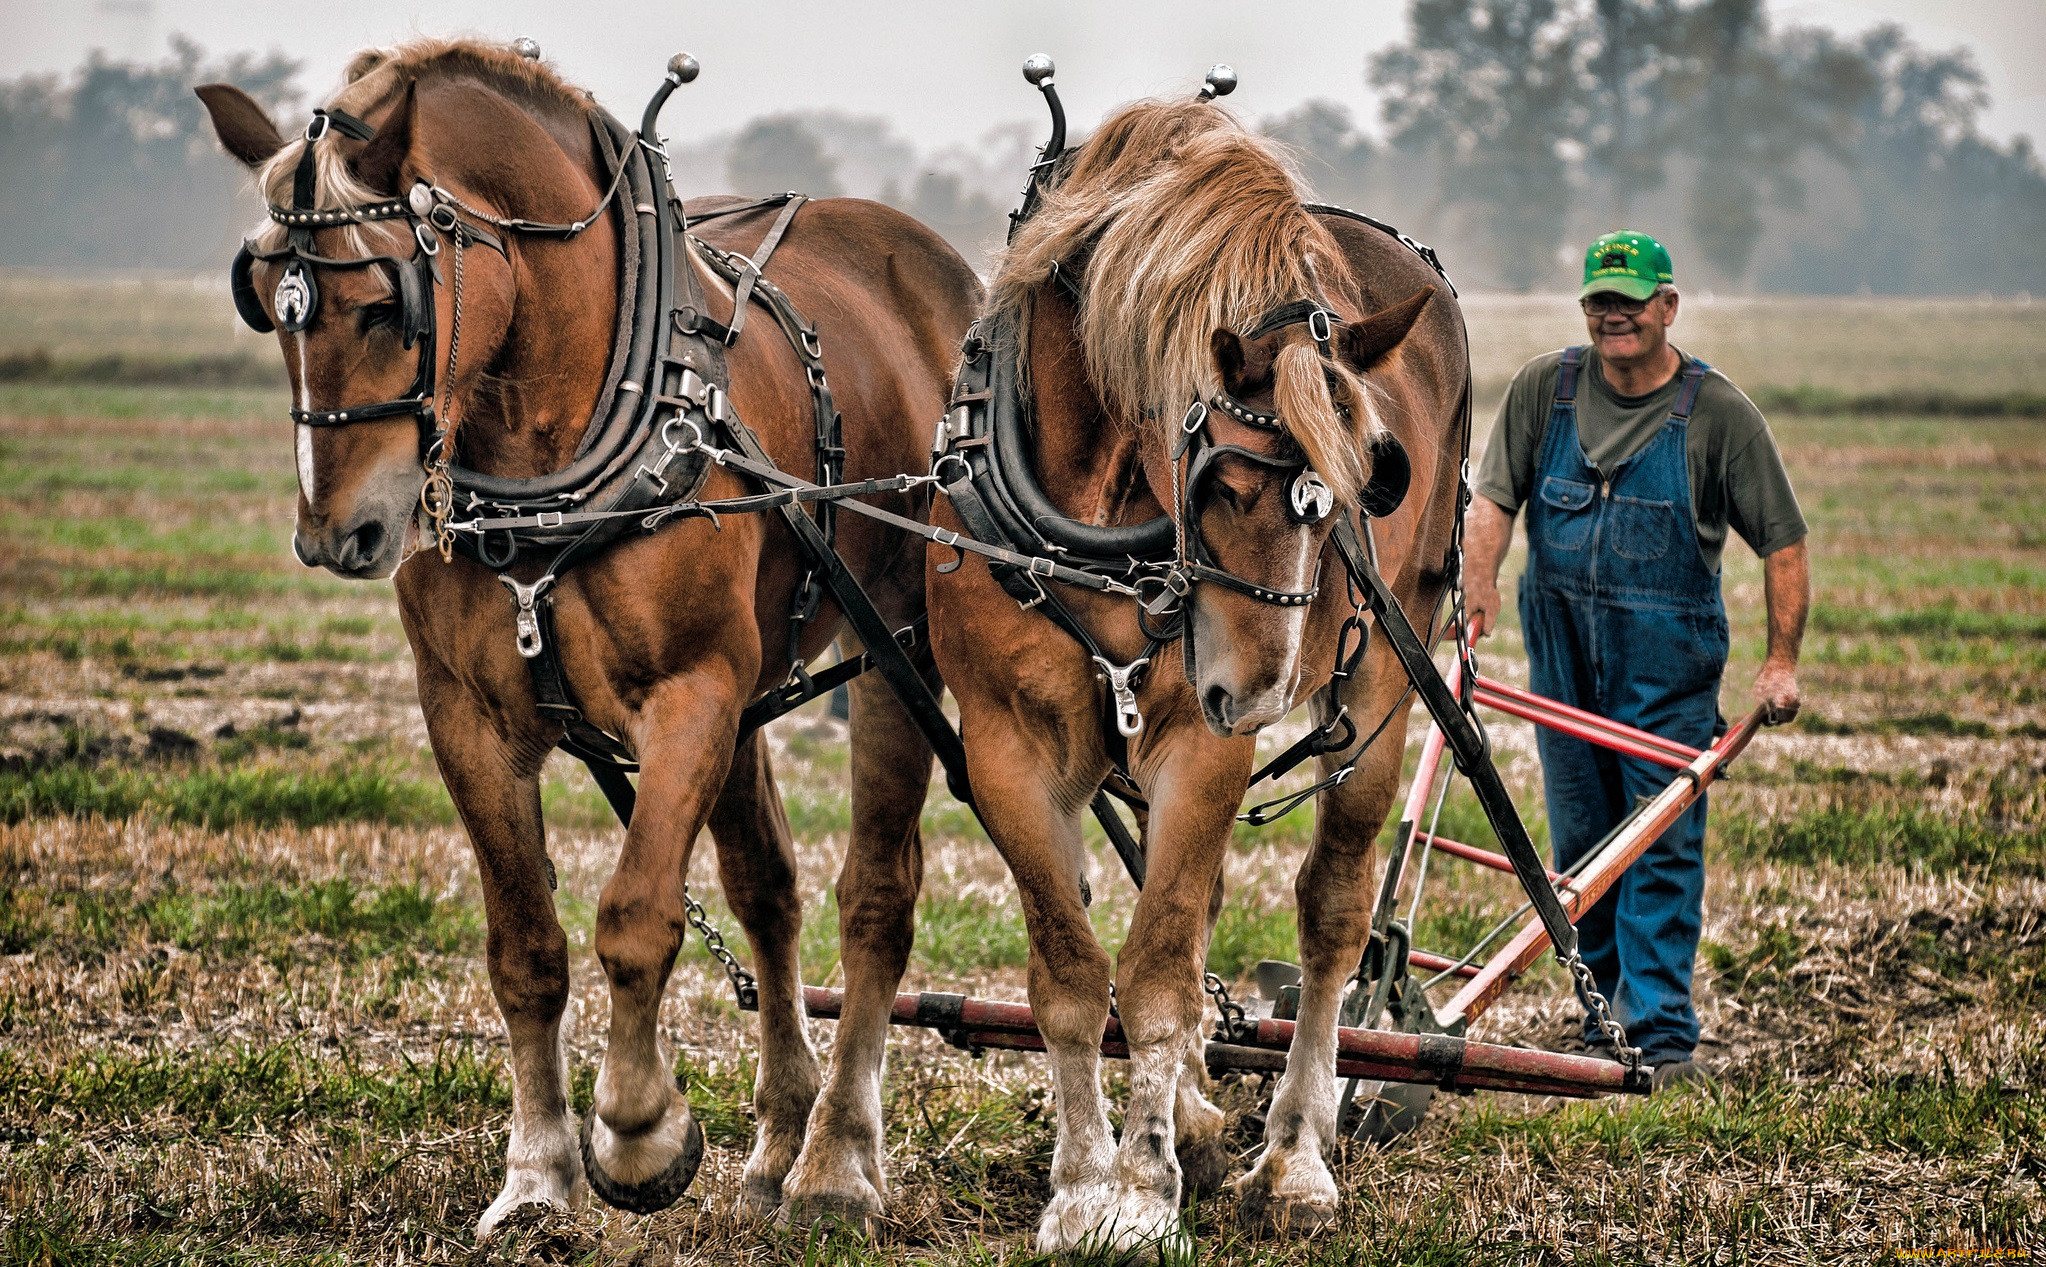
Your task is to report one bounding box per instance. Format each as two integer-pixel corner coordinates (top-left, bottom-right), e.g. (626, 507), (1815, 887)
(1753, 657), (1801, 724)
(1467, 577), (1503, 638)
(1463, 496), (1516, 639)
(1757, 541), (1811, 725)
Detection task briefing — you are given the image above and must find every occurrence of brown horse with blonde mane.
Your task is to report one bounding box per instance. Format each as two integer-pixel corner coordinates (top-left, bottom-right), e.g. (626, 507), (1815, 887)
(924, 97), (1466, 1253)
(197, 39), (978, 1234)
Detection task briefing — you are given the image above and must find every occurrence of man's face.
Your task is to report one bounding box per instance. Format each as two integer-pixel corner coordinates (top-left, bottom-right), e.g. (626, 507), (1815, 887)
(1581, 288), (1677, 365)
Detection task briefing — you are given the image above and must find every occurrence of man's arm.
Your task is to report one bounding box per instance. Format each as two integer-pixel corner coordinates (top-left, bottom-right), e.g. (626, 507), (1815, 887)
(1753, 539), (1809, 723)
(1464, 495), (1516, 637)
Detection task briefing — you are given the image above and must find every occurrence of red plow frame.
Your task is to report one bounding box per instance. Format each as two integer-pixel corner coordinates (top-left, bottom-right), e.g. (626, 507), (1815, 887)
(784, 650), (1765, 1103)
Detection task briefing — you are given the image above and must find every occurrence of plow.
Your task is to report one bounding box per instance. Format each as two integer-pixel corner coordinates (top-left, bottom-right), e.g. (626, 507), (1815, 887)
(613, 55), (1783, 1131)
(734, 642), (1767, 1127)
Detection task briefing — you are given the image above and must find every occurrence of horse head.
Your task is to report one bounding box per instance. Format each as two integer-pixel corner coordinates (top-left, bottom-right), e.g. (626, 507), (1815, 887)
(1185, 286), (1433, 734)
(998, 97), (1436, 736)
(198, 43), (618, 577)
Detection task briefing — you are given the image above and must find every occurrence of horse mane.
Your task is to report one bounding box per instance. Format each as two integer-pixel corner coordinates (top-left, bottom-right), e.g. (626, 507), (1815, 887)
(248, 39), (596, 262)
(989, 98), (1382, 504)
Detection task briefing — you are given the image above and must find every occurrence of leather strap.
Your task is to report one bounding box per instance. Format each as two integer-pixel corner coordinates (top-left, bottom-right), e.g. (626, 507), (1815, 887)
(722, 195), (806, 347)
(718, 414), (975, 806)
(1670, 359), (1707, 420)
(1557, 345), (1585, 404)
(1330, 515), (1583, 963)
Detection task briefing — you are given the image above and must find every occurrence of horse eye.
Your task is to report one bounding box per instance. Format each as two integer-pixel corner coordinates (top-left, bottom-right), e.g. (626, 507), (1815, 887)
(358, 301), (399, 333)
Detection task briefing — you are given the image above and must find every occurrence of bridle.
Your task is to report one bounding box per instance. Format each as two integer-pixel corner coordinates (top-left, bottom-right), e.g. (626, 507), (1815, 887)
(230, 99), (630, 551)
(1143, 298), (1350, 634)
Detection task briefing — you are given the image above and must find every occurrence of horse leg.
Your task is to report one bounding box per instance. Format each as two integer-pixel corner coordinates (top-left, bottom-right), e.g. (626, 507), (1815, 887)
(1174, 869), (1231, 1197)
(1075, 748), (1243, 1259)
(416, 670), (583, 1237)
(704, 727), (821, 1219)
(957, 731), (1117, 1252)
(1237, 648), (1414, 1234)
(582, 672), (743, 1215)
(780, 653), (936, 1230)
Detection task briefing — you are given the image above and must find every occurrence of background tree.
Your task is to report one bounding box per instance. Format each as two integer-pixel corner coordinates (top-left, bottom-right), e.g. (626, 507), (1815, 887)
(0, 37), (299, 269)
(1262, 99), (1379, 210)
(1666, 0), (1868, 285)
(1370, 0), (1588, 290)
(724, 114), (843, 197)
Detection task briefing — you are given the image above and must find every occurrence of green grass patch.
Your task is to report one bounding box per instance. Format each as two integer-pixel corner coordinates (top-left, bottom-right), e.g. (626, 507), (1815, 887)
(1205, 902), (1299, 981)
(20, 563), (344, 602)
(914, 892), (1031, 973)
(0, 382), (290, 421)
(0, 512), (288, 560)
(1810, 600), (2046, 641)
(4, 876), (478, 967)
(0, 760), (453, 830)
(1715, 800), (2042, 872)
(1796, 709), (1997, 738)
(0, 1038), (508, 1139)
(1749, 384), (2046, 417)
(0, 347), (283, 389)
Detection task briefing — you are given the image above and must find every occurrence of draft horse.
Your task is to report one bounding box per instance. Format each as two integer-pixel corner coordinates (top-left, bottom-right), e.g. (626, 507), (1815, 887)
(198, 40), (978, 1233)
(924, 97), (1468, 1253)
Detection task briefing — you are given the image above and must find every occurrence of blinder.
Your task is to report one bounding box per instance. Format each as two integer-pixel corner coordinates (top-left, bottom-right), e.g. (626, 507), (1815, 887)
(230, 244), (274, 333)
(1359, 430), (1411, 519)
(396, 247), (431, 350)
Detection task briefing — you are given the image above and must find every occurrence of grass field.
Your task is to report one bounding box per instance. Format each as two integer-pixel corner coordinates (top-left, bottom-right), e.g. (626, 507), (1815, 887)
(0, 279), (2041, 1263)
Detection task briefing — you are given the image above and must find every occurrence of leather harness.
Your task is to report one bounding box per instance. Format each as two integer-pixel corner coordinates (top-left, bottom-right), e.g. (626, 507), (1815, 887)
(234, 60), (1643, 1081)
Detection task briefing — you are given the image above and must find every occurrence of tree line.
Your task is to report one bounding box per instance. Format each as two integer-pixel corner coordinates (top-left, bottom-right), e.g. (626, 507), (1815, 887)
(2, 2), (2040, 294)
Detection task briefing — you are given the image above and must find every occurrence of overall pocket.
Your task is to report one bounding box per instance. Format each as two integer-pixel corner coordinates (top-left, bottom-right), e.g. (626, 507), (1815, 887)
(1611, 494), (1680, 561)
(1537, 476), (1596, 551)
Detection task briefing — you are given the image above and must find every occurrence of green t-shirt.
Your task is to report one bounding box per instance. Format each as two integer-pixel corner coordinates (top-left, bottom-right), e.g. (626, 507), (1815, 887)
(1474, 346), (1808, 573)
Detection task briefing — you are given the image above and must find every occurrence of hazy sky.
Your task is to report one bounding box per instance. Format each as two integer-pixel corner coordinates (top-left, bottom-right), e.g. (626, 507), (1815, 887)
(3, 0), (2041, 154)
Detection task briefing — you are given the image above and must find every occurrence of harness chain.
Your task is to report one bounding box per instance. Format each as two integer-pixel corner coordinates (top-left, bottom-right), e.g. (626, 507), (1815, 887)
(428, 230), (466, 559)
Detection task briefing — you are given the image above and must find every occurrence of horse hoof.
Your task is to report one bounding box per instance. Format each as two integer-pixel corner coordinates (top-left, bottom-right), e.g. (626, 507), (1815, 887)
(579, 1108), (704, 1216)
(780, 1188), (881, 1236)
(1236, 1185), (1337, 1236)
(735, 1174), (784, 1222)
(1177, 1134), (1233, 1199)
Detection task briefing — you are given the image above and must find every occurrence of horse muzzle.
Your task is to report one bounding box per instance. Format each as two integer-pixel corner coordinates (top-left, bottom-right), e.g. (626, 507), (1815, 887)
(294, 499), (412, 579)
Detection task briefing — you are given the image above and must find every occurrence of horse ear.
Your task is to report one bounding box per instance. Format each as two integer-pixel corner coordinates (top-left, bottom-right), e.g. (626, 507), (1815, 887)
(1211, 328), (1246, 389)
(1211, 327), (1279, 395)
(350, 80), (417, 193)
(195, 84), (285, 168)
(1340, 285), (1436, 372)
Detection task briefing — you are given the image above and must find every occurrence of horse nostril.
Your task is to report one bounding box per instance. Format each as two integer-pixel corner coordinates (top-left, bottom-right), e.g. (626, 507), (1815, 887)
(1203, 683), (1234, 730)
(341, 520), (384, 569)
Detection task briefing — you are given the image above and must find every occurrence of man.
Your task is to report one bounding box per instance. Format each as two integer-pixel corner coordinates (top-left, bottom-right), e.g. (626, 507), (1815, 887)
(1463, 230), (1810, 1090)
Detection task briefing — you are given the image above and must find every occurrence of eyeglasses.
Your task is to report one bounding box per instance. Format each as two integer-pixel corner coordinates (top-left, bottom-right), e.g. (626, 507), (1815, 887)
(1580, 293), (1654, 317)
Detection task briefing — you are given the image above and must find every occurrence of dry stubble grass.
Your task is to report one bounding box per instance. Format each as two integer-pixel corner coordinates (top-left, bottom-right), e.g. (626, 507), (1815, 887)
(1, 295), (2043, 1263)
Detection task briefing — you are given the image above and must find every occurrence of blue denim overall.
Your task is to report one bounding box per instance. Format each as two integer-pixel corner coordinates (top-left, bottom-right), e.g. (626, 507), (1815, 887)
(1517, 347), (1726, 1063)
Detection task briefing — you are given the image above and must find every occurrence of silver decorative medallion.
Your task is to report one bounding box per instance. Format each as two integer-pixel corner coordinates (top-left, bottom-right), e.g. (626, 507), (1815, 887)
(1290, 470), (1334, 523)
(274, 267), (313, 331)
(407, 181), (436, 219)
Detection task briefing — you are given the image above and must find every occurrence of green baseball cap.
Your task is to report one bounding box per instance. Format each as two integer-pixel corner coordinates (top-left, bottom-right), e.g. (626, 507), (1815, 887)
(1580, 230), (1674, 301)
